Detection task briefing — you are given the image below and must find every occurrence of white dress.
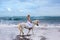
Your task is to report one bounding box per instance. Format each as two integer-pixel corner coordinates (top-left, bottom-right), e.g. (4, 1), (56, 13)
(26, 21), (33, 28)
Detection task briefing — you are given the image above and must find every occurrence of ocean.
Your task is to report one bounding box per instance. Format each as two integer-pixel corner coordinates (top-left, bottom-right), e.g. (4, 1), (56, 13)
(0, 16), (60, 24)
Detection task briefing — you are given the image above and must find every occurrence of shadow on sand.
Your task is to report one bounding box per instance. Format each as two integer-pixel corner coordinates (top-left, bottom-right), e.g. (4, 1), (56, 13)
(40, 36), (46, 40)
(14, 35), (31, 40)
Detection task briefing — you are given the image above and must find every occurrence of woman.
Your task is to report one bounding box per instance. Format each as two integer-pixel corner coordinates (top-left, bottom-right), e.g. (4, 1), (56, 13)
(26, 15), (33, 31)
(27, 15), (32, 23)
(27, 15), (32, 28)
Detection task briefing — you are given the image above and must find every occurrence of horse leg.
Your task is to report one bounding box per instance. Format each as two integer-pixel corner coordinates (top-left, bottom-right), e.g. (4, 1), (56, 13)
(32, 28), (34, 35)
(21, 29), (24, 35)
(27, 27), (34, 35)
(18, 24), (24, 35)
(27, 29), (30, 35)
(32, 28), (33, 34)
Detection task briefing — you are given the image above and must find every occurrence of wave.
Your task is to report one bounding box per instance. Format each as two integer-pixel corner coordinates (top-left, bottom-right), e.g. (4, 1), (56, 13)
(0, 16), (60, 25)
(0, 23), (60, 28)
(0, 16), (60, 20)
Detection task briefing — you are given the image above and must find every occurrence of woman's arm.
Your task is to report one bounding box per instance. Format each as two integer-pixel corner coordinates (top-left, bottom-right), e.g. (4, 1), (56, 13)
(28, 17), (32, 23)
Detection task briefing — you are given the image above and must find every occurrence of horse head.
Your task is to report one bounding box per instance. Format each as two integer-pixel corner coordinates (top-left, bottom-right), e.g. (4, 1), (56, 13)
(32, 20), (39, 26)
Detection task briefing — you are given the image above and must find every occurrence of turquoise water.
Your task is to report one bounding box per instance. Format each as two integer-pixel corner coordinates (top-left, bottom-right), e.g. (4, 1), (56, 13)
(0, 16), (60, 24)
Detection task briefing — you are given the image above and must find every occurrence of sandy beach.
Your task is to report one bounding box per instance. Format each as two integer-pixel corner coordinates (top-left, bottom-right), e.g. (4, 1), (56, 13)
(0, 24), (60, 40)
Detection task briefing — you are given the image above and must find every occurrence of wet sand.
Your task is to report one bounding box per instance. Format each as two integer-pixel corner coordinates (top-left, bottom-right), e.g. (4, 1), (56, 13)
(0, 25), (60, 40)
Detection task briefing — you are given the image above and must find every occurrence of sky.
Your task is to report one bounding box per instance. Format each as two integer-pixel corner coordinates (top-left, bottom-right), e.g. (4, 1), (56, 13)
(0, 0), (60, 16)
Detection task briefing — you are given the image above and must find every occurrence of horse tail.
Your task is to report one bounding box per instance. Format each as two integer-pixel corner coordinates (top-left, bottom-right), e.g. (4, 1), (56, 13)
(18, 23), (21, 30)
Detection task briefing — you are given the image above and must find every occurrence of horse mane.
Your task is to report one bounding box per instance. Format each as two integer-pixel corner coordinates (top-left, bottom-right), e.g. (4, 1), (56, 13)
(32, 20), (39, 24)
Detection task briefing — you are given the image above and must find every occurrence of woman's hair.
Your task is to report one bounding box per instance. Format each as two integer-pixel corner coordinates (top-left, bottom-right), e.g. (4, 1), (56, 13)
(27, 15), (30, 18)
(27, 15), (30, 17)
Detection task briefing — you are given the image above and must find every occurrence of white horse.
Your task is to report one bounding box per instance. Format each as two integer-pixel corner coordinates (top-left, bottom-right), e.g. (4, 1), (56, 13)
(18, 20), (39, 35)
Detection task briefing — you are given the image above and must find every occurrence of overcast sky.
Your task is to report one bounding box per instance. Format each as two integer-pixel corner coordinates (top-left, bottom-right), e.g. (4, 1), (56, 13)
(0, 0), (60, 16)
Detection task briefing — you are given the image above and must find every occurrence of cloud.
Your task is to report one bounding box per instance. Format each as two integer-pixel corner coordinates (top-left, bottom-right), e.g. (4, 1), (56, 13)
(7, 8), (12, 12)
(0, 0), (60, 16)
